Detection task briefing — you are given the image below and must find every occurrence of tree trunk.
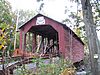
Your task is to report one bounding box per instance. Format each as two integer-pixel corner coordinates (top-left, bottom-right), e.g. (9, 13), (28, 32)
(80, 0), (100, 75)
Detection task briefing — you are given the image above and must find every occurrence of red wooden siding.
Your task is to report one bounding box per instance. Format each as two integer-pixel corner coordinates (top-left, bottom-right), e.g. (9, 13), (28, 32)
(64, 29), (84, 63)
(18, 14), (84, 63)
(45, 17), (66, 57)
(72, 36), (84, 63)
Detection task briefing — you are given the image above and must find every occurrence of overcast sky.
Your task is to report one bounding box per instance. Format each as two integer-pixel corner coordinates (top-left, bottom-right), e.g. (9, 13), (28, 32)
(7, 0), (77, 21)
(7, 0), (100, 39)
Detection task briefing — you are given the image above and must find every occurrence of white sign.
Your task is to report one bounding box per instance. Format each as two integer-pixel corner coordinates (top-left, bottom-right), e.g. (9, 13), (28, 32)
(36, 16), (45, 25)
(94, 54), (99, 59)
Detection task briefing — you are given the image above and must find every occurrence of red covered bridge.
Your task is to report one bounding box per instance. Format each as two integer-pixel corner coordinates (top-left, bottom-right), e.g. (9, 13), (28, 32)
(16, 14), (84, 63)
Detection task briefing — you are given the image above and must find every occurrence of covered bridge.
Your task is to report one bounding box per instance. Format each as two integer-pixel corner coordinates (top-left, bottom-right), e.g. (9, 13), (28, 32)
(17, 14), (84, 63)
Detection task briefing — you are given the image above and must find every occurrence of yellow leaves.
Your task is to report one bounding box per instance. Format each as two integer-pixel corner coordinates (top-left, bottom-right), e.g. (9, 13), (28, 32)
(74, 27), (81, 37)
(0, 44), (4, 50)
(0, 32), (7, 40)
(0, 28), (7, 50)
(2, 27), (5, 32)
(0, 40), (6, 50)
(60, 68), (76, 75)
(0, 36), (3, 41)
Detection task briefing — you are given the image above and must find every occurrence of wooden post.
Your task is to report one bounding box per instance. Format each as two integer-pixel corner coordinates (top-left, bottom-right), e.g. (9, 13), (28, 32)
(32, 33), (36, 53)
(19, 31), (23, 50)
(52, 39), (54, 54)
(22, 32), (26, 51)
(56, 33), (59, 56)
(22, 32), (25, 60)
(42, 37), (44, 54)
(70, 30), (73, 61)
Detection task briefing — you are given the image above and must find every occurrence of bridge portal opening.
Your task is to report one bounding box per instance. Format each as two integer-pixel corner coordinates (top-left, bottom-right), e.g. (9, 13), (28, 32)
(25, 25), (59, 57)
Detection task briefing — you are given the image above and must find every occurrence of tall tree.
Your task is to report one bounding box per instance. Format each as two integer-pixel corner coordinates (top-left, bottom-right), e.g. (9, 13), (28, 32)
(65, 0), (100, 74)
(80, 0), (100, 75)
(0, 0), (16, 73)
(0, 0), (15, 56)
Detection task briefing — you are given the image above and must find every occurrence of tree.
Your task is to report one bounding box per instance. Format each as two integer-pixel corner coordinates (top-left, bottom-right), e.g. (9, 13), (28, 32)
(80, 0), (100, 75)
(0, 0), (16, 56)
(64, 0), (100, 74)
(14, 10), (35, 28)
(0, 0), (12, 24)
(69, 0), (100, 75)
(0, 0), (16, 74)
(13, 9), (35, 50)
(36, 0), (46, 14)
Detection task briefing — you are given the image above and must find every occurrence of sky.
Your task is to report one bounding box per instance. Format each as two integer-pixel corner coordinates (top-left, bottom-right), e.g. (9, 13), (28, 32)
(7, 0), (100, 39)
(7, 0), (77, 22)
